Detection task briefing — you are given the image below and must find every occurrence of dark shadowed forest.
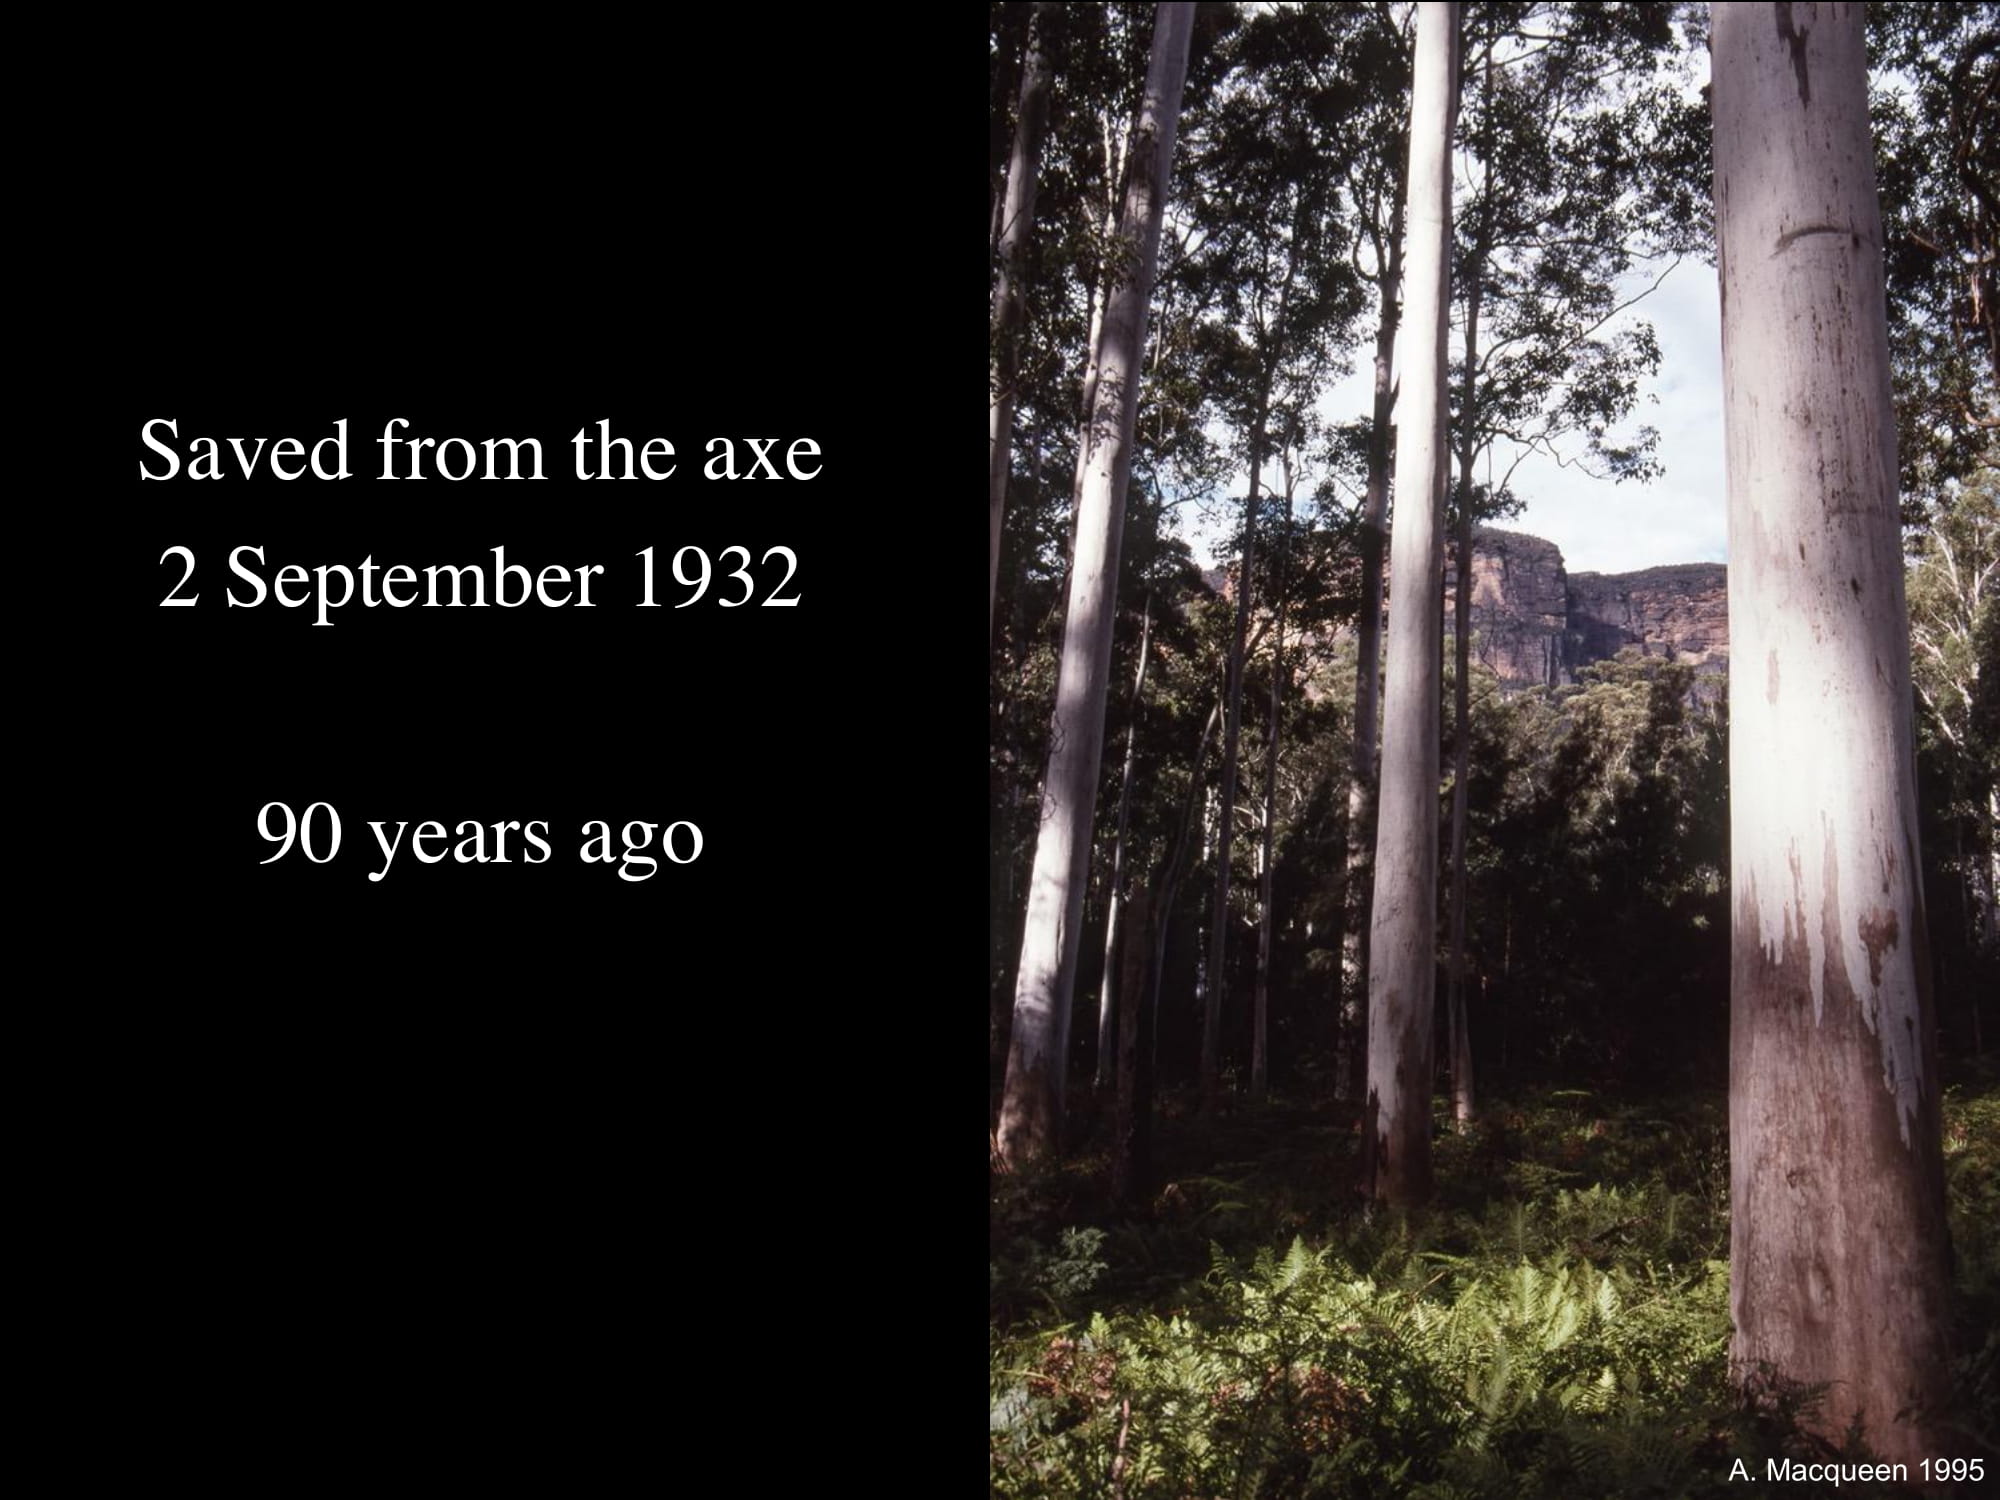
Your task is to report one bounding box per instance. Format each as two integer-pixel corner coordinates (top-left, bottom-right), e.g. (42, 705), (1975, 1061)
(989, 4), (1997, 1494)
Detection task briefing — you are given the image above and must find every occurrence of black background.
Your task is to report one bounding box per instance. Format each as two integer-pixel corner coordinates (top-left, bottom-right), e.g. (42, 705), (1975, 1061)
(64, 22), (938, 1462)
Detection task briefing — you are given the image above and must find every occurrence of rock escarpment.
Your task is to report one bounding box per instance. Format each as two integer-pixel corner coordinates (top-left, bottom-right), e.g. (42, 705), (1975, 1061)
(1565, 562), (1730, 684)
(1444, 527), (1729, 689)
(1445, 529), (1573, 688)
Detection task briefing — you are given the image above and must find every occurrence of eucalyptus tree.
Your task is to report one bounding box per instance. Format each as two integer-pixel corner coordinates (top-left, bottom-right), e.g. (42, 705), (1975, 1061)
(988, 2), (1147, 981)
(1178, 1), (1368, 1115)
(1236, 434), (1353, 1096)
(992, 2), (1029, 263)
(1250, 446), (1301, 1096)
(1085, 152), (1250, 1096)
(1906, 463), (1998, 1049)
(1328, 2), (1414, 1107)
(1873, 10), (1998, 1040)
(1869, 2), (1998, 512)
(1116, 691), (1222, 1204)
(1445, 0), (1704, 537)
(1870, 5), (1998, 1008)
(1714, 0), (1953, 1462)
(997, 2), (1196, 1170)
(1092, 483), (1215, 1095)
(989, 3), (1218, 1077)
(1437, 0), (1708, 1122)
(991, 2), (1056, 635)
(987, 4), (1148, 623)
(1363, 0), (1459, 1207)
(1093, 574), (1154, 1094)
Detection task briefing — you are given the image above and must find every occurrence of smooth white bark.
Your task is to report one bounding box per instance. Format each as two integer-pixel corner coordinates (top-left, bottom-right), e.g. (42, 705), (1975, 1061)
(997, 2), (1195, 1168)
(1714, 1), (1951, 1463)
(1447, 502), (1474, 1130)
(990, 2), (1054, 636)
(1340, 252), (1400, 1105)
(1363, 1), (1458, 1205)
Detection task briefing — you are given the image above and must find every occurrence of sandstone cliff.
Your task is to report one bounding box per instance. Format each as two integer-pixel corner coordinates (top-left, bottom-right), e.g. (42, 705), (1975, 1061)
(1444, 527), (1728, 689)
(1445, 529), (1572, 688)
(1566, 562), (1730, 683)
(1207, 525), (1728, 691)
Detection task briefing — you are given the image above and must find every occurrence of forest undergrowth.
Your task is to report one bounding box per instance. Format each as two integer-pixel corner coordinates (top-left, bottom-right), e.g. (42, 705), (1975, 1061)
(990, 1061), (1999, 1498)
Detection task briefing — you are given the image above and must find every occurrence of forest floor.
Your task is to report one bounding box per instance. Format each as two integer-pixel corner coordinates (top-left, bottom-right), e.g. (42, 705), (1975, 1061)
(990, 1059), (1998, 1498)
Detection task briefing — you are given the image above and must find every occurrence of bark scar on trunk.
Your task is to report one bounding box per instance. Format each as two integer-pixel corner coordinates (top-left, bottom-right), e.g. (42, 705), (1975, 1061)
(1771, 223), (1856, 256)
(1773, 2), (1812, 108)
(1857, 907), (1899, 988)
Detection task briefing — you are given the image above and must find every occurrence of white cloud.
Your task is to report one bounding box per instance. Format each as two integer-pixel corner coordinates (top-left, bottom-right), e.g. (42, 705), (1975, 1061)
(1503, 259), (1728, 574)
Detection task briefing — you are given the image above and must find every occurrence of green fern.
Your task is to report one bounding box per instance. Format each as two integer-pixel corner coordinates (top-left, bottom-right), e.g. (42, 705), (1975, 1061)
(991, 1083), (1991, 1498)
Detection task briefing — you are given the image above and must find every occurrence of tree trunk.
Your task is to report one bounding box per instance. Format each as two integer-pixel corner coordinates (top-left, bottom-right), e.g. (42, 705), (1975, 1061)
(1447, 502), (1475, 1130)
(1340, 225), (1402, 1107)
(1111, 882), (1156, 1205)
(1162, 696), (1223, 1054)
(1252, 468), (1295, 1099)
(1362, 0), (1458, 1206)
(1206, 228), (1306, 1118)
(992, 563), (1037, 1080)
(1065, 119), (1130, 544)
(1097, 588), (1153, 1091)
(1445, 28), (1494, 1134)
(1713, 1), (1953, 1464)
(991, 2), (1025, 268)
(989, 1), (1055, 637)
(997, 3), (1195, 1170)
(1204, 436), (1262, 1119)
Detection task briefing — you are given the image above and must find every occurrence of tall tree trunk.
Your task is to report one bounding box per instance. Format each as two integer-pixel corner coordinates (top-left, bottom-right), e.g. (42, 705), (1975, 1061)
(1713, 1), (1953, 1464)
(997, 3), (1195, 1170)
(1447, 503), (1474, 1129)
(1340, 221), (1403, 1107)
(1445, 35), (1493, 1133)
(1171, 700), (1222, 874)
(1362, 0), (1458, 1206)
(992, 565), (1036, 1079)
(991, 2), (1025, 268)
(1990, 782), (1999, 938)
(992, 777), (1021, 1077)
(1203, 433), (1262, 1118)
(1097, 586), (1154, 1091)
(990, 1), (1055, 637)
(1065, 119), (1130, 539)
(1252, 464), (1295, 1099)
(1111, 882), (1155, 1205)
(1206, 231), (1303, 1118)
(1162, 697), (1223, 1058)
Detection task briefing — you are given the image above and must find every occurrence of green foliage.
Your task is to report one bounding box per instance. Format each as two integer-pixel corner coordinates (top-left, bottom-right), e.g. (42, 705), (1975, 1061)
(992, 1210), (1730, 1498)
(1943, 1084), (2000, 1447)
(1905, 468), (2000, 1055)
(1868, 1), (1998, 509)
(1446, 1), (1706, 495)
(1458, 650), (1731, 1090)
(1042, 1227), (1112, 1302)
(991, 1083), (1999, 1496)
(989, 9), (1996, 1483)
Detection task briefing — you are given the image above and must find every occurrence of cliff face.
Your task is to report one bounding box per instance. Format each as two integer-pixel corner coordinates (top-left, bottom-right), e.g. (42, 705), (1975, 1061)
(1445, 527), (1729, 689)
(1445, 529), (1572, 688)
(1566, 563), (1729, 683)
